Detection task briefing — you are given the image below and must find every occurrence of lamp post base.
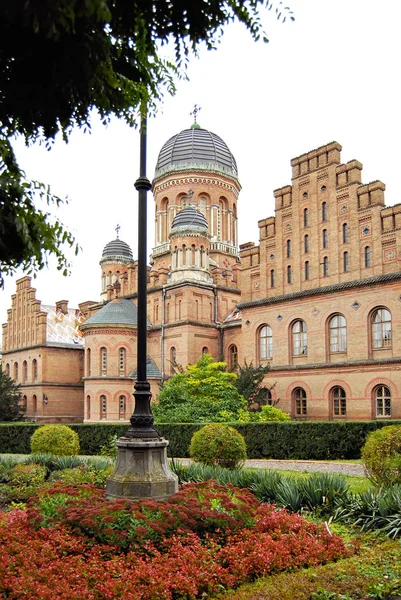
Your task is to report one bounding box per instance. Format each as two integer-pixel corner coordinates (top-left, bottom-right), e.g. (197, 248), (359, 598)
(106, 437), (178, 501)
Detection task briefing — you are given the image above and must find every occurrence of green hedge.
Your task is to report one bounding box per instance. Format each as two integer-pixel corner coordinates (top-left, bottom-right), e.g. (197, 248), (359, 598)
(1, 420), (401, 459)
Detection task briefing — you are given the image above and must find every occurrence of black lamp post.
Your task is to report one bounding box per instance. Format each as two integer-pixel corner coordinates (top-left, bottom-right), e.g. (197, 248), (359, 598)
(127, 111), (158, 440)
(105, 110), (178, 500)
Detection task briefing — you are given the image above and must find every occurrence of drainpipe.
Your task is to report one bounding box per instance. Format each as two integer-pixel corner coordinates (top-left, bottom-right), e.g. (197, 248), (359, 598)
(161, 287), (166, 381)
(213, 287), (224, 358)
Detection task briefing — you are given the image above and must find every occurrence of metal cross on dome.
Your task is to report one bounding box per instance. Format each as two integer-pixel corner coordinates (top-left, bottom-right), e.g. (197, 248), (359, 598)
(115, 224), (121, 238)
(190, 104), (201, 124)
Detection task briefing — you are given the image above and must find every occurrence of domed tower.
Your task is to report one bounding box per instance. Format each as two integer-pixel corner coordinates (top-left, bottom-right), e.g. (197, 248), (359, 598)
(100, 229), (135, 301)
(169, 205), (211, 283)
(151, 123), (241, 287)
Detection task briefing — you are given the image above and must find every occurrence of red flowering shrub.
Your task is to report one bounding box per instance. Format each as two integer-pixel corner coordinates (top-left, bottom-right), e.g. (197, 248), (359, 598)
(28, 480), (260, 549)
(0, 482), (353, 599)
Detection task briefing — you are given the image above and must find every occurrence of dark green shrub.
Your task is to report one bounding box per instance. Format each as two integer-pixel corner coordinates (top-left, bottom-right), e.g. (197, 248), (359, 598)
(361, 425), (401, 486)
(189, 424), (247, 469)
(30, 425), (80, 456)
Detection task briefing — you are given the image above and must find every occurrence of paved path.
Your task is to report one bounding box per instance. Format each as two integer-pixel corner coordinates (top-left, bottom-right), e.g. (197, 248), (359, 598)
(175, 458), (365, 477)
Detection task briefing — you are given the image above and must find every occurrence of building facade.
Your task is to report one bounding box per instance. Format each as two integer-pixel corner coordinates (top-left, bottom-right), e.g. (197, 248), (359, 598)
(2, 129), (401, 422)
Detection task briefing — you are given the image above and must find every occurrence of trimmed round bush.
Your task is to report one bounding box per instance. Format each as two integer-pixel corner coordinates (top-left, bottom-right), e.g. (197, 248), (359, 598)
(361, 425), (401, 486)
(30, 425), (80, 456)
(189, 424), (247, 469)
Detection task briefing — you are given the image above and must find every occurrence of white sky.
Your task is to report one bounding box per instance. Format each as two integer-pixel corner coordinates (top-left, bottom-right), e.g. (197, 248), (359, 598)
(1, 0), (400, 328)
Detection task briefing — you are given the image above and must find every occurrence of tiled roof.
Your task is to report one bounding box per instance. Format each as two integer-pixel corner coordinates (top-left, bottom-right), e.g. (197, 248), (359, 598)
(130, 356), (162, 379)
(42, 305), (85, 346)
(82, 298), (139, 326)
(237, 272), (401, 310)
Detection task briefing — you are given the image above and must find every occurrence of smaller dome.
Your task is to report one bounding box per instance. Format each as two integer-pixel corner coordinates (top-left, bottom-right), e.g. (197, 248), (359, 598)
(81, 298), (139, 327)
(101, 238), (133, 261)
(171, 207), (208, 230)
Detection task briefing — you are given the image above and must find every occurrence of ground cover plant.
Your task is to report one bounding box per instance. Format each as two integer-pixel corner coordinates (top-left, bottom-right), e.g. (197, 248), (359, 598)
(223, 535), (401, 600)
(0, 481), (351, 599)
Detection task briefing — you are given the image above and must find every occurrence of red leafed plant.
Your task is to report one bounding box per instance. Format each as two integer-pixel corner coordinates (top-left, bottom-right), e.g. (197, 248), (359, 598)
(0, 482), (353, 599)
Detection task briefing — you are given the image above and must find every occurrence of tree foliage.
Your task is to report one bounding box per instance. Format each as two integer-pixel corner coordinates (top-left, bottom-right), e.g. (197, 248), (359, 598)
(153, 354), (247, 423)
(234, 360), (271, 408)
(0, 0), (293, 283)
(0, 368), (23, 421)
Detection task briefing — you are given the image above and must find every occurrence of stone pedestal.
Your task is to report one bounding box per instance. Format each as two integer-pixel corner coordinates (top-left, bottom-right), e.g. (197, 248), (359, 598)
(106, 436), (178, 501)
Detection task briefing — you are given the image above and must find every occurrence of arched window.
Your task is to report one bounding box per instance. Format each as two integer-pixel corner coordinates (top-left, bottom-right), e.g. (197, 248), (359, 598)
(259, 325), (273, 360)
(372, 308), (392, 349)
(191, 244), (196, 265)
(305, 261), (310, 281)
(294, 388), (307, 416)
(323, 256), (329, 277)
(286, 239), (291, 258)
(100, 347), (107, 375)
(322, 229), (328, 249)
(375, 385), (391, 417)
(22, 361), (28, 383)
(5, 363), (10, 376)
(170, 347), (176, 375)
(265, 389), (273, 406)
(332, 387), (346, 417)
(329, 314), (347, 353)
(342, 223), (349, 243)
(32, 394), (37, 413)
(119, 395), (126, 420)
(100, 395), (107, 420)
(270, 269), (275, 288)
(86, 348), (91, 377)
(86, 395), (91, 420)
(119, 348), (126, 375)
(322, 201), (327, 222)
(32, 359), (37, 382)
(14, 362), (18, 381)
(21, 395), (27, 413)
(304, 208), (309, 227)
(199, 196), (207, 215)
(292, 320), (307, 356)
(182, 244), (186, 265)
(343, 251), (349, 272)
(287, 265), (292, 284)
(228, 344), (238, 370)
(304, 235), (309, 253)
(364, 246), (371, 268)
(202, 346), (209, 354)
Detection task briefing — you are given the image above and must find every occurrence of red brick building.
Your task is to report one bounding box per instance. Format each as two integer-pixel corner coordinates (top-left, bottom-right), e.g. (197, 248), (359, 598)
(2, 127), (401, 422)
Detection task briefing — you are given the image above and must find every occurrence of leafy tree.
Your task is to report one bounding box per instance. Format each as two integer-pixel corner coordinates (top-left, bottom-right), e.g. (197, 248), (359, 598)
(153, 354), (247, 423)
(234, 360), (271, 408)
(0, 1), (293, 283)
(0, 368), (23, 421)
(0, 140), (78, 285)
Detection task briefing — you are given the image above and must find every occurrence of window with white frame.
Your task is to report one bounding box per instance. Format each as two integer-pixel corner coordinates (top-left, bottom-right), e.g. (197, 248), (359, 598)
(372, 308), (392, 349)
(375, 385), (391, 417)
(292, 320), (307, 356)
(329, 314), (347, 353)
(259, 325), (273, 360)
